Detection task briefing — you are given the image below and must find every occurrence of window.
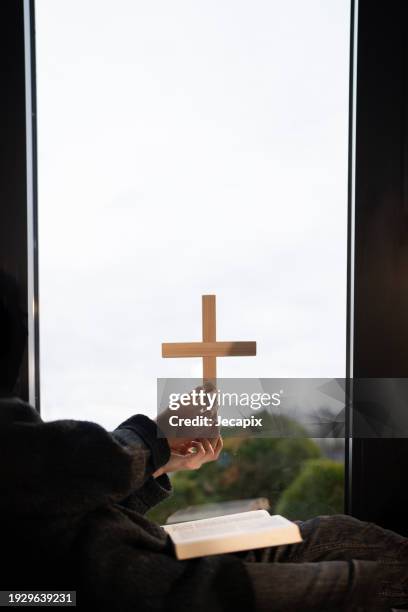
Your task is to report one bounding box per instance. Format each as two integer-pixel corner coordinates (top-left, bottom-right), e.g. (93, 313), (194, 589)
(36, 0), (350, 521)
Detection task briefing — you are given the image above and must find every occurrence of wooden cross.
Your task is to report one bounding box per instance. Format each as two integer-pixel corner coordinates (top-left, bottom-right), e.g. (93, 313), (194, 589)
(162, 295), (257, 383)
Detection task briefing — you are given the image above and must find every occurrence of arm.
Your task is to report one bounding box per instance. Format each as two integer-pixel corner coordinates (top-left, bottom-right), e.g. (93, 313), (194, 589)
(0, 416), (151, 517)
(112, 414), (172, 514)
(112, 415), (223, 514)
(112, 414), (171, 482)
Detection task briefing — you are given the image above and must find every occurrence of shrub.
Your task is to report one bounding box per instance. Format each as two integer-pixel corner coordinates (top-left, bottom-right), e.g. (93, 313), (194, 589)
(275, 458), (344, 521)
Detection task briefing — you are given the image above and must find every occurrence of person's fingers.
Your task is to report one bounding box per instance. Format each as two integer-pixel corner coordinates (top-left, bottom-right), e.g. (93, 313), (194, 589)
(196, 438), (222, 464)
(193, 440), (215, 467)
(207, 436), (222, 461)
(201, 438), (215, 456)
(182, 443), (203, 469)
(190, 440), (206, 457)
(214, 436), (223, 458)
(171, 440), (193, 455)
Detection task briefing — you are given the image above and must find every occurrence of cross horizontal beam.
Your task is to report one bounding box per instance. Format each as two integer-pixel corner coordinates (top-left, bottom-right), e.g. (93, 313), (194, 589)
(162, 341), (256, 359)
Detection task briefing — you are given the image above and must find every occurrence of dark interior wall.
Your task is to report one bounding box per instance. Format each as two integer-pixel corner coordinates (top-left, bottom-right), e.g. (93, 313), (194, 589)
(0, 0), (27, 286)
(351, 0), (408, 533)
(0, 0), (34, 402)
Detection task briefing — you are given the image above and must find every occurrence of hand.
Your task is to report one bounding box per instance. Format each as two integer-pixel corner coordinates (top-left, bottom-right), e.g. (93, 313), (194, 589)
(153, 436), (223, 477)
(156, 382), (219, 454)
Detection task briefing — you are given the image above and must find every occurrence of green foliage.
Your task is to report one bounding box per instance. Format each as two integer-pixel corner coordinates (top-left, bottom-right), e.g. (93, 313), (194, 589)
(148, 419), (323, 524)
(217, 436), (321, 504)
(275, 459), (344, 521)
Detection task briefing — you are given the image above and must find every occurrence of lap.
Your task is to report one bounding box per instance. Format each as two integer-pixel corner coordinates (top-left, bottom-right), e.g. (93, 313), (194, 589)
(246, 514), (407, 564)
(240, 515), (408, 611)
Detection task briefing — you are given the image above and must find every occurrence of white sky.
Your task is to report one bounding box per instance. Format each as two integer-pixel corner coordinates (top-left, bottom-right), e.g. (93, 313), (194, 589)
(36, 0), (350, 429)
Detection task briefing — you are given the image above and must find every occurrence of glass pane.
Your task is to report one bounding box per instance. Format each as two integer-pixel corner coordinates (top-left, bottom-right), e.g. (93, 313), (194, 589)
(36, 0), (350, 521)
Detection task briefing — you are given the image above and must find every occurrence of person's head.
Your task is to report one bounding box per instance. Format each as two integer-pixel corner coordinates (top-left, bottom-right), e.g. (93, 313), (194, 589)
(0, 270), (27, 394)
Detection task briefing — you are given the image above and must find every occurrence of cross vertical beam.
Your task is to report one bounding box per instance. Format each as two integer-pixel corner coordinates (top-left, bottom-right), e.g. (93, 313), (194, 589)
(202, 295), (217, 384)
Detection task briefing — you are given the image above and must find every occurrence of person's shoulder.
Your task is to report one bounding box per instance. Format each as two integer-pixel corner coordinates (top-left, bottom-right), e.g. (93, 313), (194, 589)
(0, 399), (123, 455)
(41, 417), (115, 451)
(0, 396), (41, 426)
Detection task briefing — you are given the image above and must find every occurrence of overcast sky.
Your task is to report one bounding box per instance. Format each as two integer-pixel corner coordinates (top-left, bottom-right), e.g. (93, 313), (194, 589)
(35, 0), (350, 429)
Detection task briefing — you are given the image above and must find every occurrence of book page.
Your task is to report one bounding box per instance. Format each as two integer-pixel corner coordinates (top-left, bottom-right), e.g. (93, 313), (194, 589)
(164, 511), (291, 542)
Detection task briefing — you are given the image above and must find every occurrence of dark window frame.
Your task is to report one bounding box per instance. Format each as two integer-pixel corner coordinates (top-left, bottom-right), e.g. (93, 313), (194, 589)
(0, 0), (39, 407)
(347, 0), (408, 534)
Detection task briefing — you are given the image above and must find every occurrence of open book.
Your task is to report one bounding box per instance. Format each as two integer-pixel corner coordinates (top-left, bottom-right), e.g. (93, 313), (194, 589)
(163, 510), (302, 560)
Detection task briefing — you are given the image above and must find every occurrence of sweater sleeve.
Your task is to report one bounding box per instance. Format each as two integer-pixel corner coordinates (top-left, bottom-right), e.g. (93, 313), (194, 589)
(112, 414), (171, 478)
(112, 414), (172, 513)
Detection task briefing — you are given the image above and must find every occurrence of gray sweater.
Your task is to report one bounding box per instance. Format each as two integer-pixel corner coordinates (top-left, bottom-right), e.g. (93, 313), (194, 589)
(0, 398), (255, 611)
